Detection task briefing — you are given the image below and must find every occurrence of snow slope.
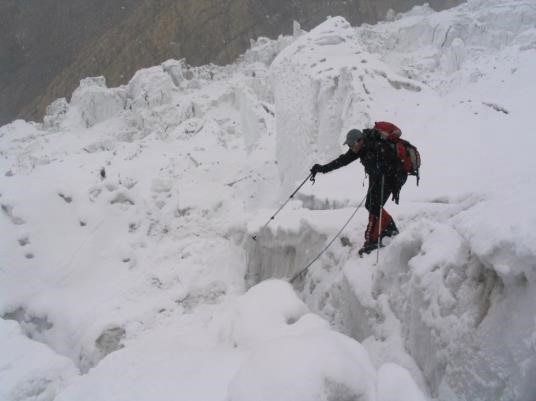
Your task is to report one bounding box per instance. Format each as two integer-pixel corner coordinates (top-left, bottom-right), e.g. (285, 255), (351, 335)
(1, 1), (536, 400)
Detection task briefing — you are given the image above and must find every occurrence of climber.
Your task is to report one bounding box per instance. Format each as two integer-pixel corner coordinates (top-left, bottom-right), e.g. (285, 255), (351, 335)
(310, 125), (408, 256)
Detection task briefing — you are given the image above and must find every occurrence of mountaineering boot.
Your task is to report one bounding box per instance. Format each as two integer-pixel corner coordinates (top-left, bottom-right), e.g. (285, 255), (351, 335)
(364, 214), (378, 244)
(381, 220), (399, 240)
(361, 213), (383, 256)
(358, 241), (383, 257)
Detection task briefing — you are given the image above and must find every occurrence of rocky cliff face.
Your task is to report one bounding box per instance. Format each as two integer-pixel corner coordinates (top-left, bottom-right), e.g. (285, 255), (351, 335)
(0, 0), (462, 125)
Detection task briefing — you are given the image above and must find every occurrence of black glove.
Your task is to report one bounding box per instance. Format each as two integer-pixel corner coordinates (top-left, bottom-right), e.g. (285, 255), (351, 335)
(310, 164), (324, 175)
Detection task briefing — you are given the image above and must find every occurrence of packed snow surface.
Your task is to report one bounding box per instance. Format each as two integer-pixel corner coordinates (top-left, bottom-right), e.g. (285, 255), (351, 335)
(1, 1), (536, 400)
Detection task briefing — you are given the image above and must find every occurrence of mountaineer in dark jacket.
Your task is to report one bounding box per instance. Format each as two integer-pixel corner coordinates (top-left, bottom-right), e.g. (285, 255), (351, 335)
(310, 128), (406, 255)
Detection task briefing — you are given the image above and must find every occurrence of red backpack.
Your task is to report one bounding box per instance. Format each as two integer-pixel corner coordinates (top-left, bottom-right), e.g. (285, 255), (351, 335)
(374, 121), (421, 184)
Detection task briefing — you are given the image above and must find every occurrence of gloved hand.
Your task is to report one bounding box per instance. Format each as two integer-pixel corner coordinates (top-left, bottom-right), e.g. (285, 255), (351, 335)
(310, 164), (324, 175)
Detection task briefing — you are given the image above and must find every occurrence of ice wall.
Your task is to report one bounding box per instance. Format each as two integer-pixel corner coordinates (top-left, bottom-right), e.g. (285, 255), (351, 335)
(269, 16), (427, 195)
(245, 213), (329, 287)
(360, 0), (536, 90)
(342, 218), (536, 401)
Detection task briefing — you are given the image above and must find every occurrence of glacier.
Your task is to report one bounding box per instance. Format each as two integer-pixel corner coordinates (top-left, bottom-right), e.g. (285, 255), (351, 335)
(1, 1), (536, 400)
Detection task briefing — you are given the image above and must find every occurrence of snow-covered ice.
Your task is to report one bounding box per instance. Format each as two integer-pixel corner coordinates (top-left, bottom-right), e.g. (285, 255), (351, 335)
(2, 1), (536, 400)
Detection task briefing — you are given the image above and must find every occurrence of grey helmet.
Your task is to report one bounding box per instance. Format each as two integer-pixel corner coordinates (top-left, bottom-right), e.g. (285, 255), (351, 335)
(343, 129), (364, 146)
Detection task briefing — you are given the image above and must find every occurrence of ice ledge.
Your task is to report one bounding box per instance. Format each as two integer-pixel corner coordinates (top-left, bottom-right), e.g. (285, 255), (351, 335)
(342, 221), (536, 401)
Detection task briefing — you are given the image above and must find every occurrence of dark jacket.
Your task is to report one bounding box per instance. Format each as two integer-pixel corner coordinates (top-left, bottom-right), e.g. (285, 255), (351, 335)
(322, 129), (402, 177)
(321, 129), (407, 203)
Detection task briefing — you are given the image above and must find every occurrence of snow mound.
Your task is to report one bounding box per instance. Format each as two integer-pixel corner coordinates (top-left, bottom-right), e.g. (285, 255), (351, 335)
(222, 280), (329, 347)
(226, 280), (424, 401)
(227, 330), (376, 401)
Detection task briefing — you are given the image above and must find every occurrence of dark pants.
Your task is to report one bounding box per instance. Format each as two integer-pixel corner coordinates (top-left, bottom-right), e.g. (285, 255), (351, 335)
(365, 175), (397, 216)
(363, 175), (399, 244)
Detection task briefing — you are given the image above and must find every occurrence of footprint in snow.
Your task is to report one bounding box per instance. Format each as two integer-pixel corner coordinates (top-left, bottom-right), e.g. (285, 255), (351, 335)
(1, 204), (26, 225)
(110, 192), (135, 206)
(128, 222), (139, 233)
(58, 192), (73, 203)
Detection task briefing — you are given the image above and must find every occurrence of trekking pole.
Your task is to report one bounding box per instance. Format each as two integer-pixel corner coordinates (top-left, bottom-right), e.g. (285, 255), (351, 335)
(376, 175), (385, 264)
(252, 173), (314, 241)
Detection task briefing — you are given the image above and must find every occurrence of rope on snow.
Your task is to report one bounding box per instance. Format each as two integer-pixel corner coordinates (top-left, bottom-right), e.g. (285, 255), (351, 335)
(289, 191), (368, 284)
